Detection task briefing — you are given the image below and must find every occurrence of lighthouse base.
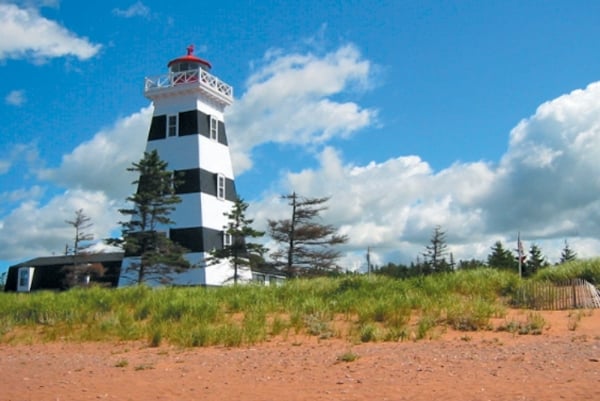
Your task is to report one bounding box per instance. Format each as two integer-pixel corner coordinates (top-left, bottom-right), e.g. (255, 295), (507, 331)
(117, 253), (252, 287)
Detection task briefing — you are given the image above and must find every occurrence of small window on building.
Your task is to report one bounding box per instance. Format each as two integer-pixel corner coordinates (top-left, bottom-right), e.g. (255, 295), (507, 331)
(223, 232), (232, 247)
(167, 115), (178, 137)
(217, 174), (226, 200)
(19, 269), (29, 287)
(210, 116), (219, 141)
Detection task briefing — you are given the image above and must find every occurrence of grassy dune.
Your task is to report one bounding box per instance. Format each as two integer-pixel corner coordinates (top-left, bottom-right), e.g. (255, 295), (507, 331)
(1, 261), (599, 347)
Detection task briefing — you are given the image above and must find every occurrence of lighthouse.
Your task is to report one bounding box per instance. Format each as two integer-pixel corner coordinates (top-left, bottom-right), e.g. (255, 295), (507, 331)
(118, 46), (249, 286)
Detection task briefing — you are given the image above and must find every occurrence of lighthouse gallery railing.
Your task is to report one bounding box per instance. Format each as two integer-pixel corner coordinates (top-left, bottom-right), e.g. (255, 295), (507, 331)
(144, 69), (233, 100)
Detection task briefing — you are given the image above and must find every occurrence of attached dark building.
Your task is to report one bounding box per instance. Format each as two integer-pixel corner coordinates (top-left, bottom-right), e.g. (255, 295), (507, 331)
(4, 253), (124, 292)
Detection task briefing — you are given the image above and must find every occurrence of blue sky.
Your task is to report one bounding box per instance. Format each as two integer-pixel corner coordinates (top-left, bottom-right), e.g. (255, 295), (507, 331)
(2, 0), (600, 274)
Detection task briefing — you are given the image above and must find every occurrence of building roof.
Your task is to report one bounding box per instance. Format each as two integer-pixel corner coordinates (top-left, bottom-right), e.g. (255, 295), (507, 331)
(167, 45), (212, 70)
(11, 252), (124, 268)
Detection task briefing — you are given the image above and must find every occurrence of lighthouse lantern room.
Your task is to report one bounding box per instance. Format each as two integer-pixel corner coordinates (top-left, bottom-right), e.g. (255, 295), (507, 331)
(118, 46), (247, 286)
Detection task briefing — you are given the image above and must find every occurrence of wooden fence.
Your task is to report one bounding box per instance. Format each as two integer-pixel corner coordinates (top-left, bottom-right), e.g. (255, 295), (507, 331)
(513, 278), (600, 310)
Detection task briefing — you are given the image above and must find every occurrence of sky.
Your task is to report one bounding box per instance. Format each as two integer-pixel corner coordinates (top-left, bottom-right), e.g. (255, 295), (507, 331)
(2, 0), (600, 274)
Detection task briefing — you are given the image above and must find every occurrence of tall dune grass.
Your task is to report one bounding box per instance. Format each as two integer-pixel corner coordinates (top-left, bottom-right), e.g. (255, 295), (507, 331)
(0, 268), (536, 346)
(533, 258), (600, 284)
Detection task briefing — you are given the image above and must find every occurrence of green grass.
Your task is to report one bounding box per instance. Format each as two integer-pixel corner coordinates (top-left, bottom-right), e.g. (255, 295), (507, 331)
(496, 312), (547, 335)
(337, 350), (359, 362)
(534, 258), (600, 284)
(1, 266), (587, 347)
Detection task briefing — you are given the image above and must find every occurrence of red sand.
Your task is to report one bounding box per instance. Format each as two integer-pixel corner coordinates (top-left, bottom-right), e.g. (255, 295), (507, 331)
(1, 310), (599, 401)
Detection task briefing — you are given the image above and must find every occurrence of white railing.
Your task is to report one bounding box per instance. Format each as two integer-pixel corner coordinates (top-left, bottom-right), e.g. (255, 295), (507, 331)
(144, 69), (233, 100)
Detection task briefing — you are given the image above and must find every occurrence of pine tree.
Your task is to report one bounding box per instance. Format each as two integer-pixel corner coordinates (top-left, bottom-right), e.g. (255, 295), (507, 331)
(422, 226), (451, 273)
(268, 193), (348, 277)
(524, 244), (548, 277)
(65, 209), (94, 256)
(208, 197), (266, 284)
(63, 209), (103, 287)
(559, 240), (577, 264)
(487, 241), (517, 271)
(110, 150), (190, 284)
(457, 259), (485, 270)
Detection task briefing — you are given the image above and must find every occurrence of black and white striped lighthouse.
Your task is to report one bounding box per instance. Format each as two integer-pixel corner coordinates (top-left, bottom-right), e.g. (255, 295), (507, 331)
(118, 46), (247, 286)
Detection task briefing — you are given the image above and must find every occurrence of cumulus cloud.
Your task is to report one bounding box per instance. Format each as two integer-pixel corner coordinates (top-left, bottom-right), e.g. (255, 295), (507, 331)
(112, 2), (151, 19)
(227, 44), (377, 174)
(0, 3), (101, 62)
(5, 89), (26, 106)
(251, 147), (498, 267)
(484, 82), (600, 238)
(0, 107), (151, 262)
(0, 189), (122, 261)
(250, 81), (600, 269)
(37, 106), (152, 199)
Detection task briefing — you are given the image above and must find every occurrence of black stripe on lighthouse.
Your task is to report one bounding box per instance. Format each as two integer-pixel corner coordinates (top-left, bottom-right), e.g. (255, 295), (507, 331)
(174, 167), (236, 202)
(148, 115), (166, 140)
(169, 227), (226, 253)
(148, 110), (228, 145)
(124, 227), (227, 254)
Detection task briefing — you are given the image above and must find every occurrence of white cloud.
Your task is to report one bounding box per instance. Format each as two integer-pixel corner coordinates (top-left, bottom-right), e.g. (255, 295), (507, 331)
(37, 106), (152, 199)
(249, 81), (600, 268)
(227, 44), (377, 174)
(112, 2), (151, 19)
(0, 185), (44, 204)
(0, 160), (9, 174)
(0, 189), (122, 261)
(5, 89), (26, 106)
(0, 142), (40, 178)
(485, 81), (600, 238)
(0, 3), (101, 62)
(252, 147), (496, 265)
(0, 106), (151, 263)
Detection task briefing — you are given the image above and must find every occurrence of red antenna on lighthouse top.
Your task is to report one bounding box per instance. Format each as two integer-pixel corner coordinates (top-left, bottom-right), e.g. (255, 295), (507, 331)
(187, 44), (194, 55)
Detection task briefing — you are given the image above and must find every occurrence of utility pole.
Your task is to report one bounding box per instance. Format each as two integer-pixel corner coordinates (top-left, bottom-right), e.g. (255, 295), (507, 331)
(366, 246), (371, 275)
(517, 232), (523, 278)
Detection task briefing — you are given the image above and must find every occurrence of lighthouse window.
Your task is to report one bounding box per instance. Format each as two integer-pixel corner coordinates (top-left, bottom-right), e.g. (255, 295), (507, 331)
(217, 174), (226, 200)
(210, 116), (219, 141)
(167, 115), (178, 137)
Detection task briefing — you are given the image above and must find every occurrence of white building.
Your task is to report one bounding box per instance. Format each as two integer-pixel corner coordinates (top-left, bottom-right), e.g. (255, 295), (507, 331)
(118, 46), (251, 286)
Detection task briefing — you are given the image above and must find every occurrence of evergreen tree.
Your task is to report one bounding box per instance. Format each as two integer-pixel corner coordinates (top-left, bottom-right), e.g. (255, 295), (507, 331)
(457, 259), (485, 270)
(524, 244), (548, 277)
(268, 193), (348, 277)
(208, 197), (267, 284)
(375, 262), (412, 278)
(65, 209), (94, 256)
(110, 150), (190, 284)
(63, 209), (103, 287)
(487, 241), (517, 271)
(559, 240), (577, 264)
(422, 226), (451, 273)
